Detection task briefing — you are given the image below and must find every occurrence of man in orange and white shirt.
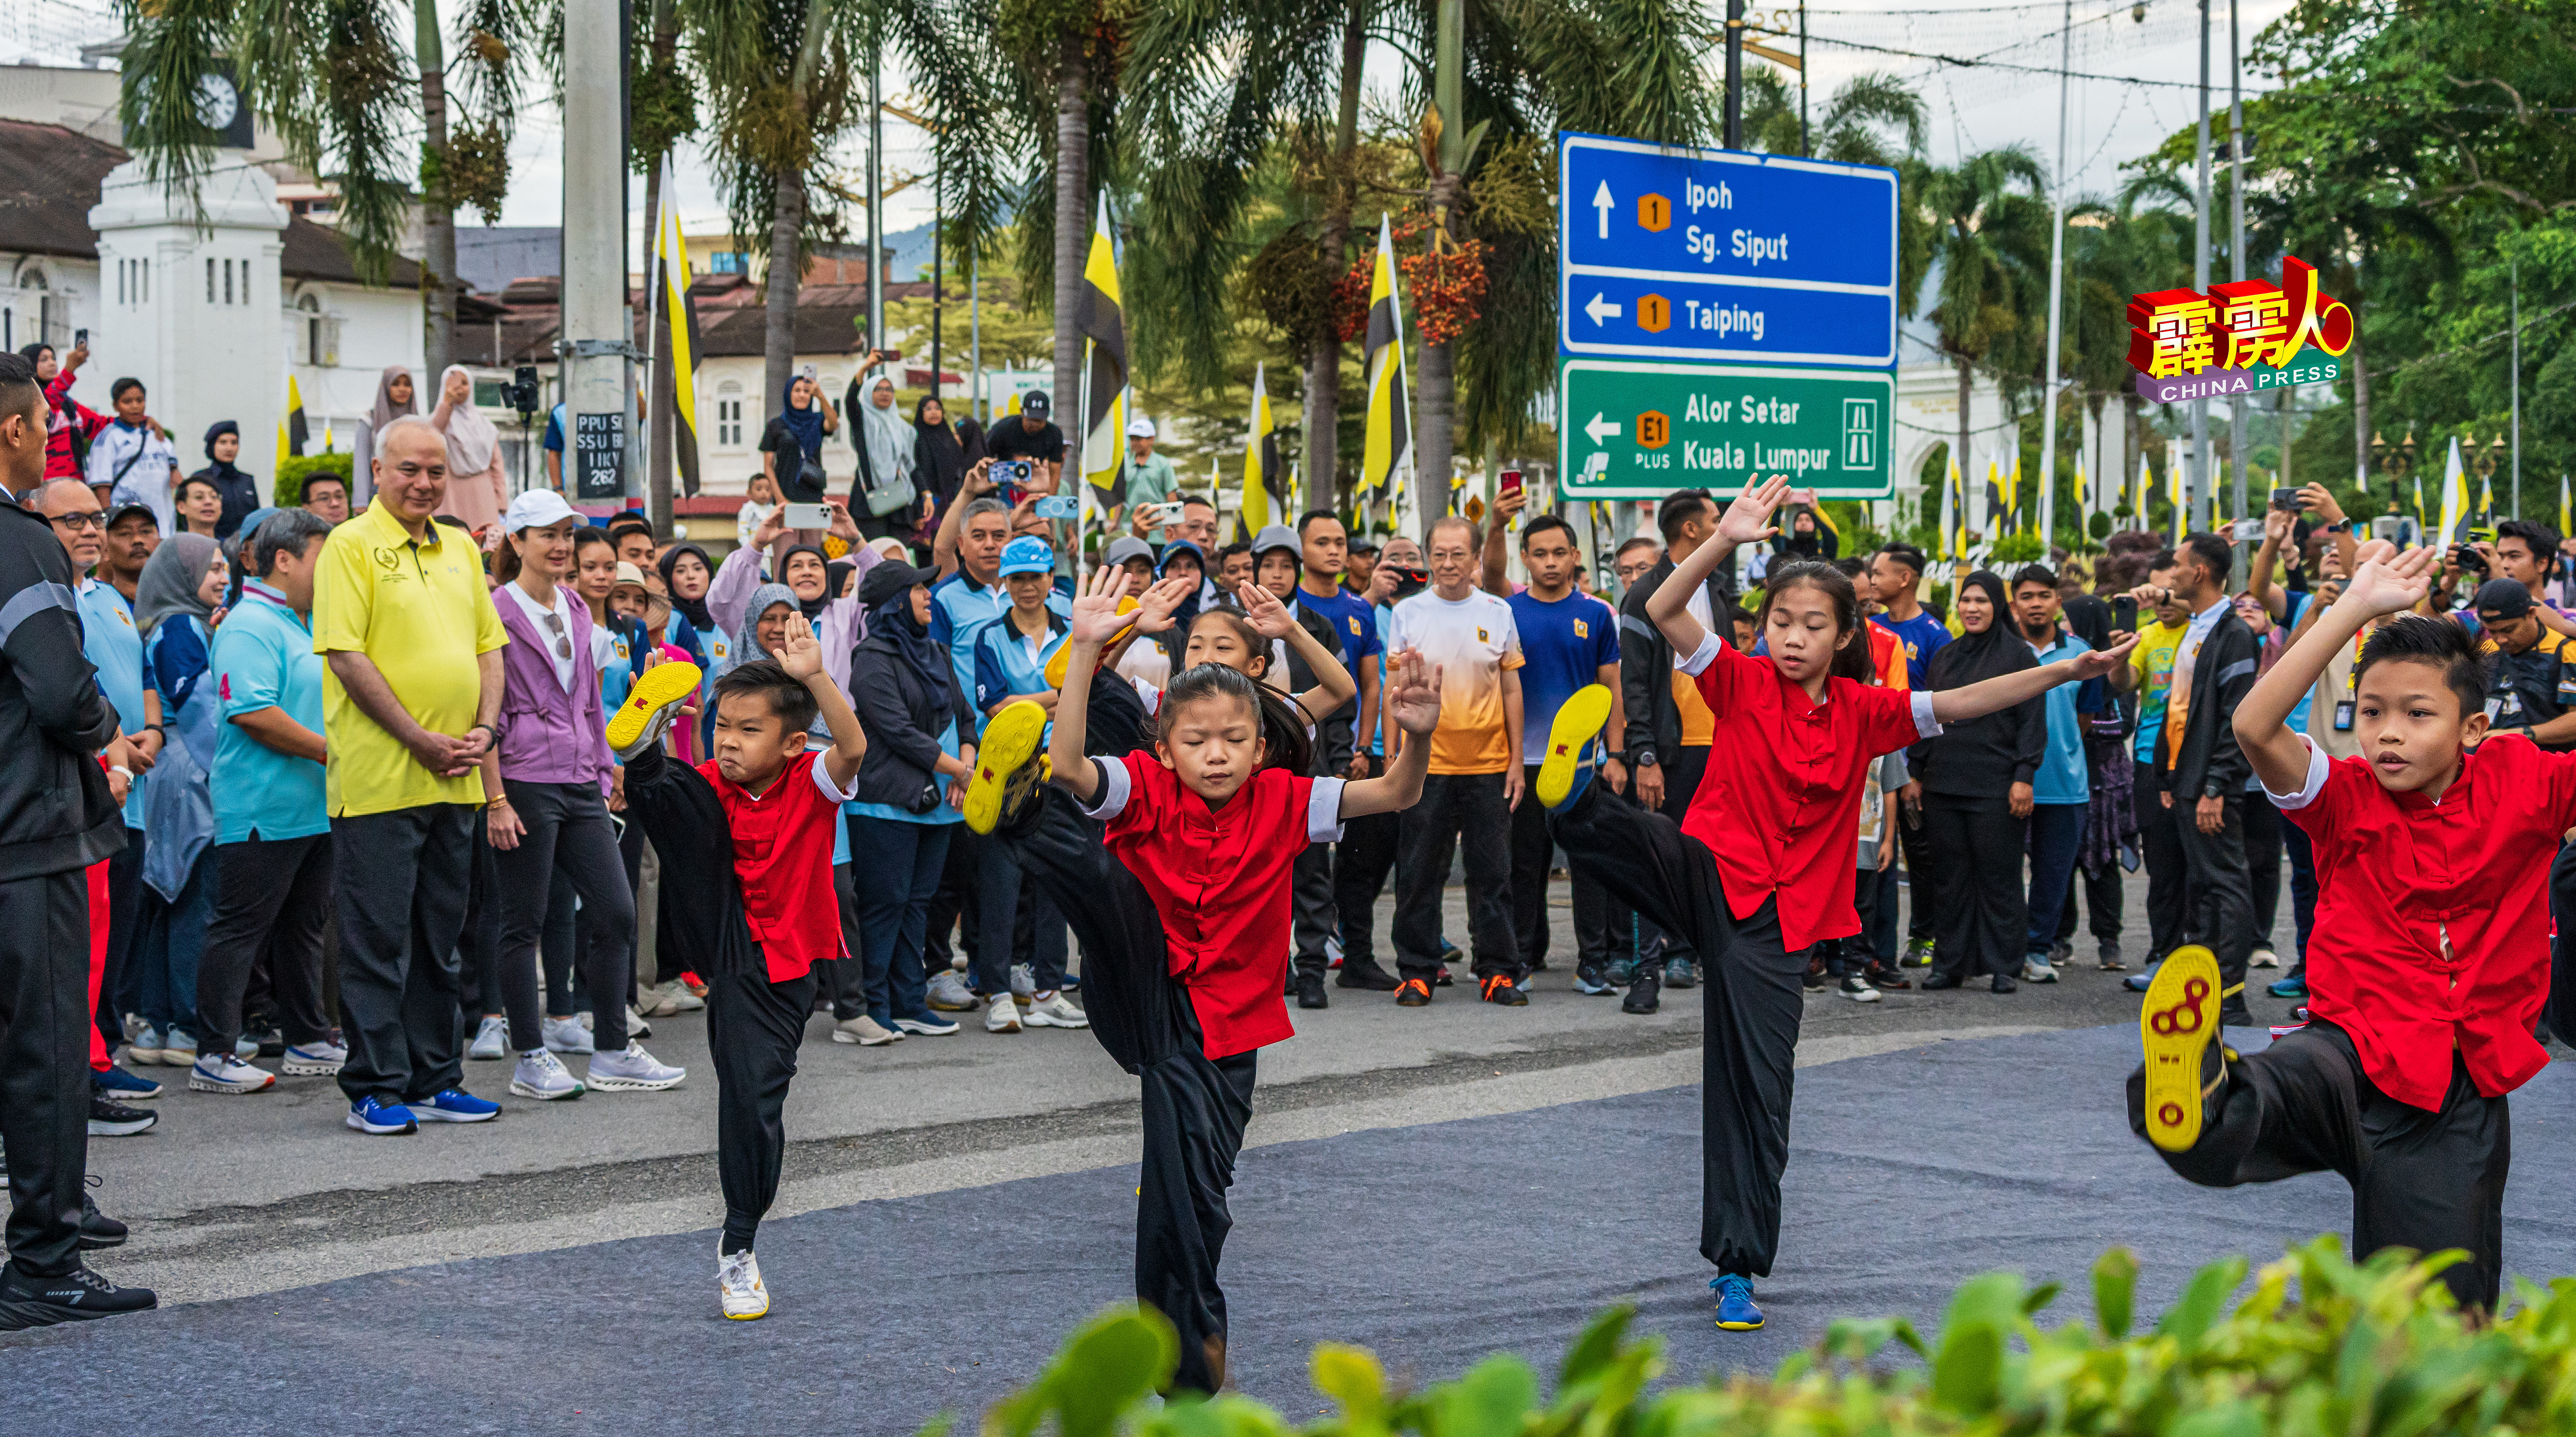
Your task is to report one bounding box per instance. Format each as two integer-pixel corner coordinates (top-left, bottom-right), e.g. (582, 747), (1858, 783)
(1385, 514), (1526, 1006)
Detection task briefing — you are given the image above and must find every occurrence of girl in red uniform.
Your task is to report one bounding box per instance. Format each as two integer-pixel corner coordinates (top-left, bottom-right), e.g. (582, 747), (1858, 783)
(1532, 476), (2134, 1331)
(2141, 542), (2576, 1311)
(1012, 566), (1436, 1393)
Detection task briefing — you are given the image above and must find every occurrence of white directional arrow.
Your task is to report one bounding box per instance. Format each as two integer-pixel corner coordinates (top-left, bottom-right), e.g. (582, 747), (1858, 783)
(1592, 180), (1614, 239)
(1583, 411), (1622, 445)
(1584, 291), (1622, 326)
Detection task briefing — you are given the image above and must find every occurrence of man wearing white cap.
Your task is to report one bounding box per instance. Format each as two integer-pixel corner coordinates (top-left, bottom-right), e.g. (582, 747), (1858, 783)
(1120, 417), (1177, 519)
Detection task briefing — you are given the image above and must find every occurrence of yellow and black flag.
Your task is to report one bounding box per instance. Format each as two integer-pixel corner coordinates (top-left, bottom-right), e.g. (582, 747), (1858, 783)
(656, 174), (704, 496)
(1240, 362), (1284, 532)
(1359, 213), (1410, 496)
(1076, 193), (1129, 517)
(278, 372), (306, 468)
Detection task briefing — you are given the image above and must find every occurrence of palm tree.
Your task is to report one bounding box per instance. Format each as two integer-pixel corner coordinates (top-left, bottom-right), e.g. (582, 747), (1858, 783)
(117, 0), (539, 377)
(1919, 147), (2051, 518)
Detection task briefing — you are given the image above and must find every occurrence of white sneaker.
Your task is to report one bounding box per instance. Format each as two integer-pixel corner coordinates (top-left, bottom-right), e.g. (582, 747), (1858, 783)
(1023, 991), (1090, 1028)
(1008, 963), (1036, 1003)
(467, 1014), (508, 1060)
(2021, 957), (2060, 984)
(926, 970), (978, 1012)
(893, 1014), (959, 1037)
(985, 993), (1023, 1033)
(588, 1041), (687, 1091)
(127, 1024), (165, 1066)
(636, 978), (705, 1016)
(627, 1006), (653, 1040)
(509, 1049), (586, 1100)
(719, 1247), (769, 1320)
(280, 1039), (347, 1076)
(833, 1015), (903, 1045)
(187, 1052), (277, 1093)
(2250, 947), (2280, 969)
(159, 1029), (199, 1068)
(542, 1015), (595, 1055)
(1835, 975), (1882, 1004)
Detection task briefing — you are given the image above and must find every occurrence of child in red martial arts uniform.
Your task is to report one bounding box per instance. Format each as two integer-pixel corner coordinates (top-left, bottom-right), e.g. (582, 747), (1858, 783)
(2139, 541), (2576, 1311)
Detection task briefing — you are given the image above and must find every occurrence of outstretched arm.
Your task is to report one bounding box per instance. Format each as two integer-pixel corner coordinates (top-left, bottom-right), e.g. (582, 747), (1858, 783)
(1645, 476), (1789, 657)
(775, 617), (868, 788)
(1045, 566), (1130, 807)
(2234, 541), (2434, 796)
(1340, 649), (1438, 819)
(1929, 633), (2142, 725)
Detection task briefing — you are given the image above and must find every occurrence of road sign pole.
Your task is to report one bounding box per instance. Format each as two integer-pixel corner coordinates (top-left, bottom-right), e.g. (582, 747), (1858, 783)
(1724, 0), (1745, 149)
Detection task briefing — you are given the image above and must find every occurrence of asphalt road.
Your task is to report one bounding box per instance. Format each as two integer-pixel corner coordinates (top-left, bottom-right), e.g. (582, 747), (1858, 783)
(80, 864), (2307, 1309)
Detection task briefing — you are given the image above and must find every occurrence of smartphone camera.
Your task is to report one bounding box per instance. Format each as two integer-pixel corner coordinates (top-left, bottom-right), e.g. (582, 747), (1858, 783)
(73, 328), (88, 349)
(992, 460), (1031, 486)
(1390, 566), (1430, 600)
(2269, 487), (2301, 513)
(1034, 494), (1079, 520)
(2455, 543), (2490, 575)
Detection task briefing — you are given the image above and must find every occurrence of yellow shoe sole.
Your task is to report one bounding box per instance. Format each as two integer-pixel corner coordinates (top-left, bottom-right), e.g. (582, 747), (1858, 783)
(605, 660), (703, 756)
(1042, 597), (1140, 690)
(2139, 944), (2222, 1153)
(963, 700), (1049, 835)
(1534, 684), (1615, 809)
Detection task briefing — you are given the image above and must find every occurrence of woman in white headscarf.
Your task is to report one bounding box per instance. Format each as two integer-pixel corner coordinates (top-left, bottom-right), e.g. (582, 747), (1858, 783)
(350, 365), (416, 503)
(430, 364), (508, 533)
(849, 364), (917, 542)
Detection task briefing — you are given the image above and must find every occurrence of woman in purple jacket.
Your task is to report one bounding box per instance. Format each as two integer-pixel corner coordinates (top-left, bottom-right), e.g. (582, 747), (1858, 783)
(477, 490), (687, 1100)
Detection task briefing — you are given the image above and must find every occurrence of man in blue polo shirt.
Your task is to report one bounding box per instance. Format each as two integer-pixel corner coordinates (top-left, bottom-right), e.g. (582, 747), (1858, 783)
(1497, 511), (1622, 991)
(38, 483), (161, 1095)
(964, 536), (1079, 1033)
(190, 509), (344, 1092)
(2013, 564), (2101, 985)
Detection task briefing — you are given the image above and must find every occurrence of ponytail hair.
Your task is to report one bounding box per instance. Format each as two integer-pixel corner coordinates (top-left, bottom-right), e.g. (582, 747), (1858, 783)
(1759, 559), (1876, 685)
(1156, 662), (1316, 777)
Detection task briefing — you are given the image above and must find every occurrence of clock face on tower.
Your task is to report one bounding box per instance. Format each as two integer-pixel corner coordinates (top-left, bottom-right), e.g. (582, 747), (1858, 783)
(194, 72), (238, 131)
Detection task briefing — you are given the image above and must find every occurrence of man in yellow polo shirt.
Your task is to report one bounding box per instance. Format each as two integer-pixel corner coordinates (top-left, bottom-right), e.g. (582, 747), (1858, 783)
(313, 416), (508, 1136)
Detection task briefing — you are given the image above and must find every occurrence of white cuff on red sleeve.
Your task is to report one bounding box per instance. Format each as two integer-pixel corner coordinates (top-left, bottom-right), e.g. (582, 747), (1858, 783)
(1308, 777), (1348, 843)
(1910, 690), (1942, 739)
(2264, 735), (2330, 811)
(1676, 631), (1722, 677)
(1075, 756), (1132, 821)
(809, 753), (861, 803)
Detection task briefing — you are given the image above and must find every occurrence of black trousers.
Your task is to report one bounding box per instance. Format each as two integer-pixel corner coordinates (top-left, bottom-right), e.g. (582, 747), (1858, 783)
(491, 779), (636, 1053)
(2133, 760), (2190, 963)
(331, 805), (474, 1107)
(194, 833), (334, 1060)
(1550, 782), (1799, 1278)
(2242, 788), (2284, 953)
(1333, 755), (1398, 970)
(0, 870), (94, 1278)
(1920, 794), (2028, 981)
(2173, 793), (2255, 1020)
(1003, 784), (1253, 1394)
(1896, 794), (1935, 946)
(2063, 848), (2124, 954)
(1511, 762), (1610, 968)
(2128, 1020), (2508, 1311)
(1393, 772), (1517, 982)
(1635, 746), (1709, 967)
(98, 826), (145, 1059)
(1289, 843), (1336, 979)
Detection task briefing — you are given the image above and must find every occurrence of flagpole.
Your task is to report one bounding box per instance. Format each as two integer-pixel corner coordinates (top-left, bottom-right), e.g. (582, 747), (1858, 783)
(1077, 336), (1093, 581)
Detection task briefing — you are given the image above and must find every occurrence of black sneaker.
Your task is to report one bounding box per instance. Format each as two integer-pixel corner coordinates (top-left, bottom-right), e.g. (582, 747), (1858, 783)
(1395, 978), (1433, 1008)
(1479, 973), (1529, 1007)
(1665, 955), (1701, 989)
(1920, 971), (1963, 990)
(78, 1194), (127, 1250)
(1573, 959), (1613, 995)
(88, 1095), (155, 1137)
(1295, 971), (1329, 1010)
(1622, 961), (1662, 1014)
(1864, 963), (1911, 991)
(1991, 973), (2018, 994)
(1801, 954), (1827, 991)
(1335, 956), (1401, 991)
(0, 1262), (156, 1330)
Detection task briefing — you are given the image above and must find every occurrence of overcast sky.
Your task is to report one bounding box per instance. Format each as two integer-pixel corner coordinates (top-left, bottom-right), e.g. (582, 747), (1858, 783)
(15, 0), (2298, 253)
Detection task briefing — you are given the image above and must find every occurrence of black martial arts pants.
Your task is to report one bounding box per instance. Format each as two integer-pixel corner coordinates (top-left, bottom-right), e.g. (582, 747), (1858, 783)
(331, 805), (474, 1108)
(1920, 793), (2027, 983)
(1289, 843), (1337, 981)
(1393, 772), (1517, 983)
(1549, 781), (1800, 1278)
(1511, 762), (1611, 970)
(2242, 788), (2285, 955)
(2173, 793), (2255, 1024)
(2128, 1019), (2508, 1311)
(491, 780), (637, 1053)
(194, 832), (334, 1063)
(2133, 760), (2189, 963)
(1333, 755), (1398, 971)
(1002, 783), (1257, 1396)
(0, 870), (95, 1279)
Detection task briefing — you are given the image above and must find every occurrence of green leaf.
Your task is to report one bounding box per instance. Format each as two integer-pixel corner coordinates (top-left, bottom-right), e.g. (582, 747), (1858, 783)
(1439, 1356), (1539, 1437)
(1312, 1343), (1390, 1431)
(2093, 1247), (2138, 1341)
(2155, 1257), (2246, 1349)
(1555, 1306), (1633, 1389)
(1931, 1272), (2024, 1414)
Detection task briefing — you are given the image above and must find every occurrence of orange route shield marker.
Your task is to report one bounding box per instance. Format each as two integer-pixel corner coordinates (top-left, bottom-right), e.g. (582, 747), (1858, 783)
(1635, 294), (1671, 334)
(1637, 193), (1671, 233)
(1634, 411), (1671, 449)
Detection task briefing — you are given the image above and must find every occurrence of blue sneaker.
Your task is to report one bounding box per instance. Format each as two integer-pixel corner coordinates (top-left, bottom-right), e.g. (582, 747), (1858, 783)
(2268, 973), (2307, 999)
(409, 1089), (501, 1123)
(1711, 1273), (1764, 1330)
(346, 1096), (418, 1135)
(93, 1065), (163, 1100)
(2123, 963), (2159, 994)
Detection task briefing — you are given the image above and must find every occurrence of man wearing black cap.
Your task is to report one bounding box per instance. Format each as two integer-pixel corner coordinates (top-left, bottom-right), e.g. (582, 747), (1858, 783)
(986, 393), (1066, 491)
(2475, 578), (2576, 750)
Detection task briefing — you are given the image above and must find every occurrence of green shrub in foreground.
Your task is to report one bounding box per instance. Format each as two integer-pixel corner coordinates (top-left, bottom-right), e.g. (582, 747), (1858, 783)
(972, 1237), (2576, 1437)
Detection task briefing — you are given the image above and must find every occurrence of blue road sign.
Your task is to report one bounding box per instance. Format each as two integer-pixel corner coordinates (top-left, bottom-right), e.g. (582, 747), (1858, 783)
(1558, 132), (1899, 367)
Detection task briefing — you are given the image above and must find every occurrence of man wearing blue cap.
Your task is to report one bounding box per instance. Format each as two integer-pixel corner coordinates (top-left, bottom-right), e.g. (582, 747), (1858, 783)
(964, 536), (1086, 1033)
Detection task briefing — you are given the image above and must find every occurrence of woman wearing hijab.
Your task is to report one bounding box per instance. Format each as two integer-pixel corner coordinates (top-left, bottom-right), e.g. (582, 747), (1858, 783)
(191, 421), (262, 538)
(125, 534), (228, 1071)
(431, 364), (509, 534)
(851, 369), (918, 543)
(350, 365), (416, 502)
(1907, 569), (2046, 993)
(910, 395), (968, 548)
(708, 500), (881, 707)
(760, 372), (838, 505)
(838, 561), (980, 1044)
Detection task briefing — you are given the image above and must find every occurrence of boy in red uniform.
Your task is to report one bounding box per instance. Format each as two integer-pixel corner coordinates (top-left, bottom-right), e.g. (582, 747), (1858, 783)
(2139, 542), (2569, 1311)
(1021, 566), (1438, 1393)
(605, 619), (866, 1322)
(1531, 476), (2134, 1331)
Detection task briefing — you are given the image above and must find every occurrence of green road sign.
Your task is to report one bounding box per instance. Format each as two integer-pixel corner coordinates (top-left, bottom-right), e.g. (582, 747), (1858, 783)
(1556, 360), (1894, 501)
